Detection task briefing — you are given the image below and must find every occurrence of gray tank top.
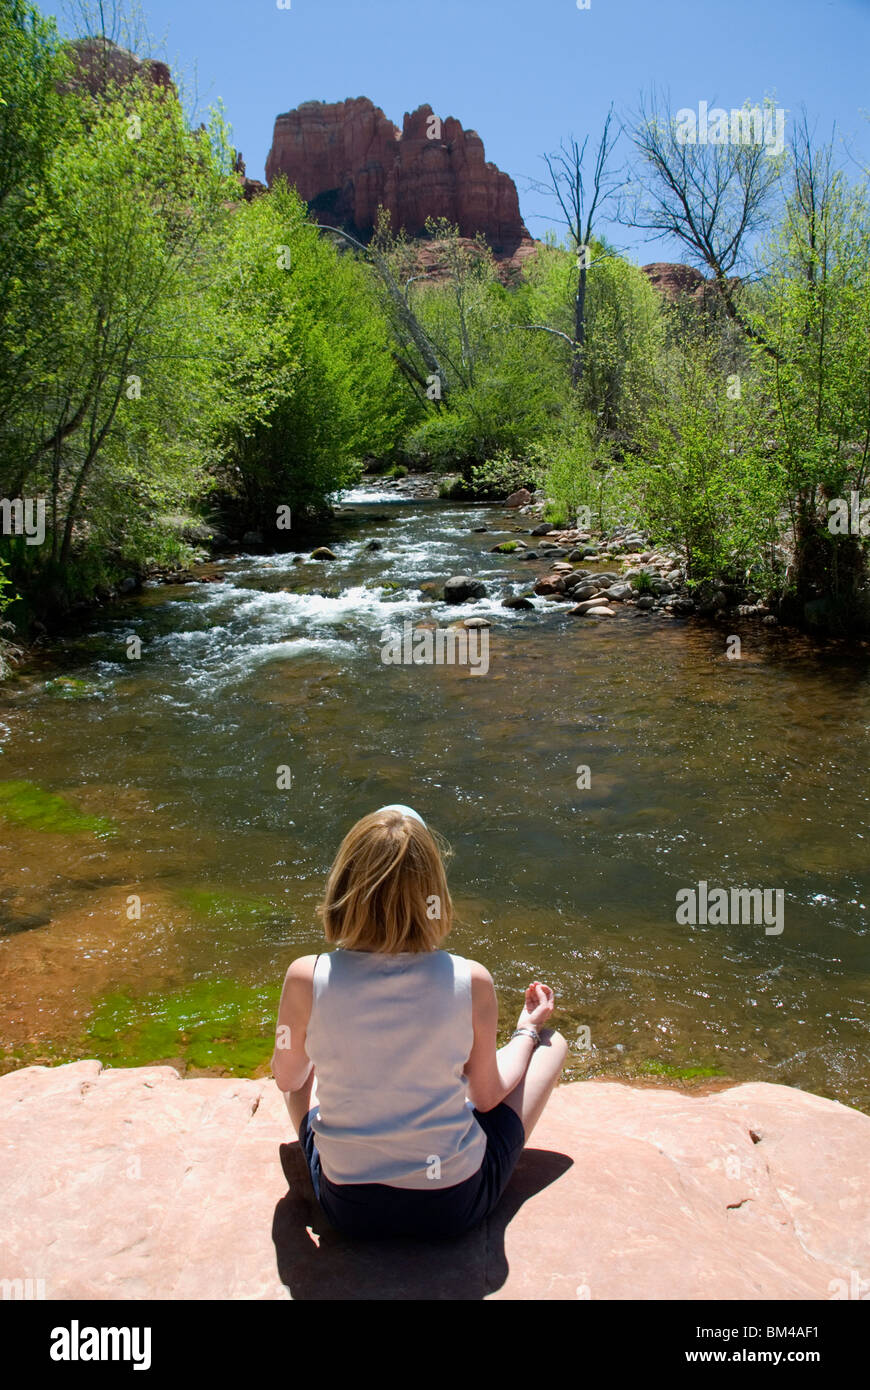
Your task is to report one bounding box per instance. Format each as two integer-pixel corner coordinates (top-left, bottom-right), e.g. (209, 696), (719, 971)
(305, 948), (488, 1189)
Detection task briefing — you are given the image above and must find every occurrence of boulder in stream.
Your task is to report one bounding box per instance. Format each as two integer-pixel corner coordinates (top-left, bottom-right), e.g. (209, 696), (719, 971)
(444, 576), (487, 603)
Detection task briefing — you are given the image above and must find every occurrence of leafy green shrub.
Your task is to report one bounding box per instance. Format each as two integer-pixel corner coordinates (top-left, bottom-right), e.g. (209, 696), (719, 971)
(631, 571), (656, 595)
(0, 558), (19, 678)
(529, 410), (624, 532)
(440, 450), (542, 501)
(624, 335), (780, 587)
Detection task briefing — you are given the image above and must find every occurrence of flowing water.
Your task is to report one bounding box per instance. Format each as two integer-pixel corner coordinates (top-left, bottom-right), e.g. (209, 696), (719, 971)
(1, 486), (869, 1107)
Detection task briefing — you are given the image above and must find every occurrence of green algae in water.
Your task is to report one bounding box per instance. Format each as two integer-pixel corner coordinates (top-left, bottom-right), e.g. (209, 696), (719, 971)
(87, 978), (282, 1074)
(177, 887), (276, 923)
(44, 677), (102, 699)
(0, 780), (116, 838)
(638, 1060), (724, 1080)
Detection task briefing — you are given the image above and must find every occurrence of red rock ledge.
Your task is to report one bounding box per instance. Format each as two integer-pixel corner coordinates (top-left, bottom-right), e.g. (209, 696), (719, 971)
(1, 1061), (868, 1300)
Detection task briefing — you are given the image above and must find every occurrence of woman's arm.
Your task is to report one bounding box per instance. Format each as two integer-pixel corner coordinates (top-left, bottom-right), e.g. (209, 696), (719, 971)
(271, 955), (317, 1093)
(463, 961), (554, 1111)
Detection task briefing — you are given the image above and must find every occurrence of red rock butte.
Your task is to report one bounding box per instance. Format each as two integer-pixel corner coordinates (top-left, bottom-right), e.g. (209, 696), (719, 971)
(265, 97), (531, 253)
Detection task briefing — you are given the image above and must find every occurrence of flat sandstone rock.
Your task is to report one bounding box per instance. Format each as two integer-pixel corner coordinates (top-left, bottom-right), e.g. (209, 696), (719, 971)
(1, 1061), (868, 1301)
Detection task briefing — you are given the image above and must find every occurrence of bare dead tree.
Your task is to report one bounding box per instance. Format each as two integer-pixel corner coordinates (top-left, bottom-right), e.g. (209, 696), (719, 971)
(61, 0), (152, 57)
(621, 89), (783, 358)
(527, 107), (621, 386)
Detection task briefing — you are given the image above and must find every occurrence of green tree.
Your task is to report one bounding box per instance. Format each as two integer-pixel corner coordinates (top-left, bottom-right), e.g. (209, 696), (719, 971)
(756, 120), (870, 621)
(1, 51), (237, 607)
(209, 180), (413, 531)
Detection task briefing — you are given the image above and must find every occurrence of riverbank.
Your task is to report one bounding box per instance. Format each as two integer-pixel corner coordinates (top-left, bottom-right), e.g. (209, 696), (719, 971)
(1, 1060), (868, 1300)
(6, 475), (867, 655)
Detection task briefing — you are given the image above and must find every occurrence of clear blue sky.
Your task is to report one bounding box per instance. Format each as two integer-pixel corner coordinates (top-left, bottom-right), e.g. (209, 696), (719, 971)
(41, 0), (870, 263)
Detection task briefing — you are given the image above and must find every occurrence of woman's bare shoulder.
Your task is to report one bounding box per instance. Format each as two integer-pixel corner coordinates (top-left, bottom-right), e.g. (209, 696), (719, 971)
(464, 958), (495, 988)
(285, 954), (319, 982)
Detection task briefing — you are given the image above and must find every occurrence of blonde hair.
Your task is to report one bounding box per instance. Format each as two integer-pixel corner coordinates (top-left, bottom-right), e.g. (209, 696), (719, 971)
(318, 809), (453, 953)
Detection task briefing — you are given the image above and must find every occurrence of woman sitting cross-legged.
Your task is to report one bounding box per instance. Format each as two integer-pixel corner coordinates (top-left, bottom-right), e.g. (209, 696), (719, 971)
(272, 804), (568, 1240)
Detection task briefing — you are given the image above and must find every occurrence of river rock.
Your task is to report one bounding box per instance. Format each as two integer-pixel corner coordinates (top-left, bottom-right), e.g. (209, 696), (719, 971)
(583, 605), (616, 617)
(310, 547), (337, 561)
(462, 617), (491, 629)
(531, 523), (556, 536)
(519, 551), (538, 561)
(534, 576), (565, 596)
(570, 598), (609, 615)
(365, 540), (383, 551)
(570, 583), (603, 601)
(505, 489), (532, 508)
(2, 1063), (869, 1300)
(444, 575), (488, 603)
(502, 596), (534, 610)
(607, 583), (634, 602)
(636, 595), (655, 610)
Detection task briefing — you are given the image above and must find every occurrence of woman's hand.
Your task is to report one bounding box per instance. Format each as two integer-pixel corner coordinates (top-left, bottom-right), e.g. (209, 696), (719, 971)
(518, 981), (554, 1031)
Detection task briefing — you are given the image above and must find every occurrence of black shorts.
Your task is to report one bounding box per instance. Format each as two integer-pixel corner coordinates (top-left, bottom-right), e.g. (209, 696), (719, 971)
(297, 1103), (526, 1240)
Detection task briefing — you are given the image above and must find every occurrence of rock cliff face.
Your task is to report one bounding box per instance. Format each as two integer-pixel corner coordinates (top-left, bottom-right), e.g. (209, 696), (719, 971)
(2, 1060), (868, 1300)
(63, 37), (174, 97)
(265, 97), (530, 253)
(642, 261), (738, 309)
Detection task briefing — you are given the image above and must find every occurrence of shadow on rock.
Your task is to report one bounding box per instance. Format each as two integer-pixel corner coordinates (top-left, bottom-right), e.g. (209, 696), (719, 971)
(272, 1141), (572, 1299)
